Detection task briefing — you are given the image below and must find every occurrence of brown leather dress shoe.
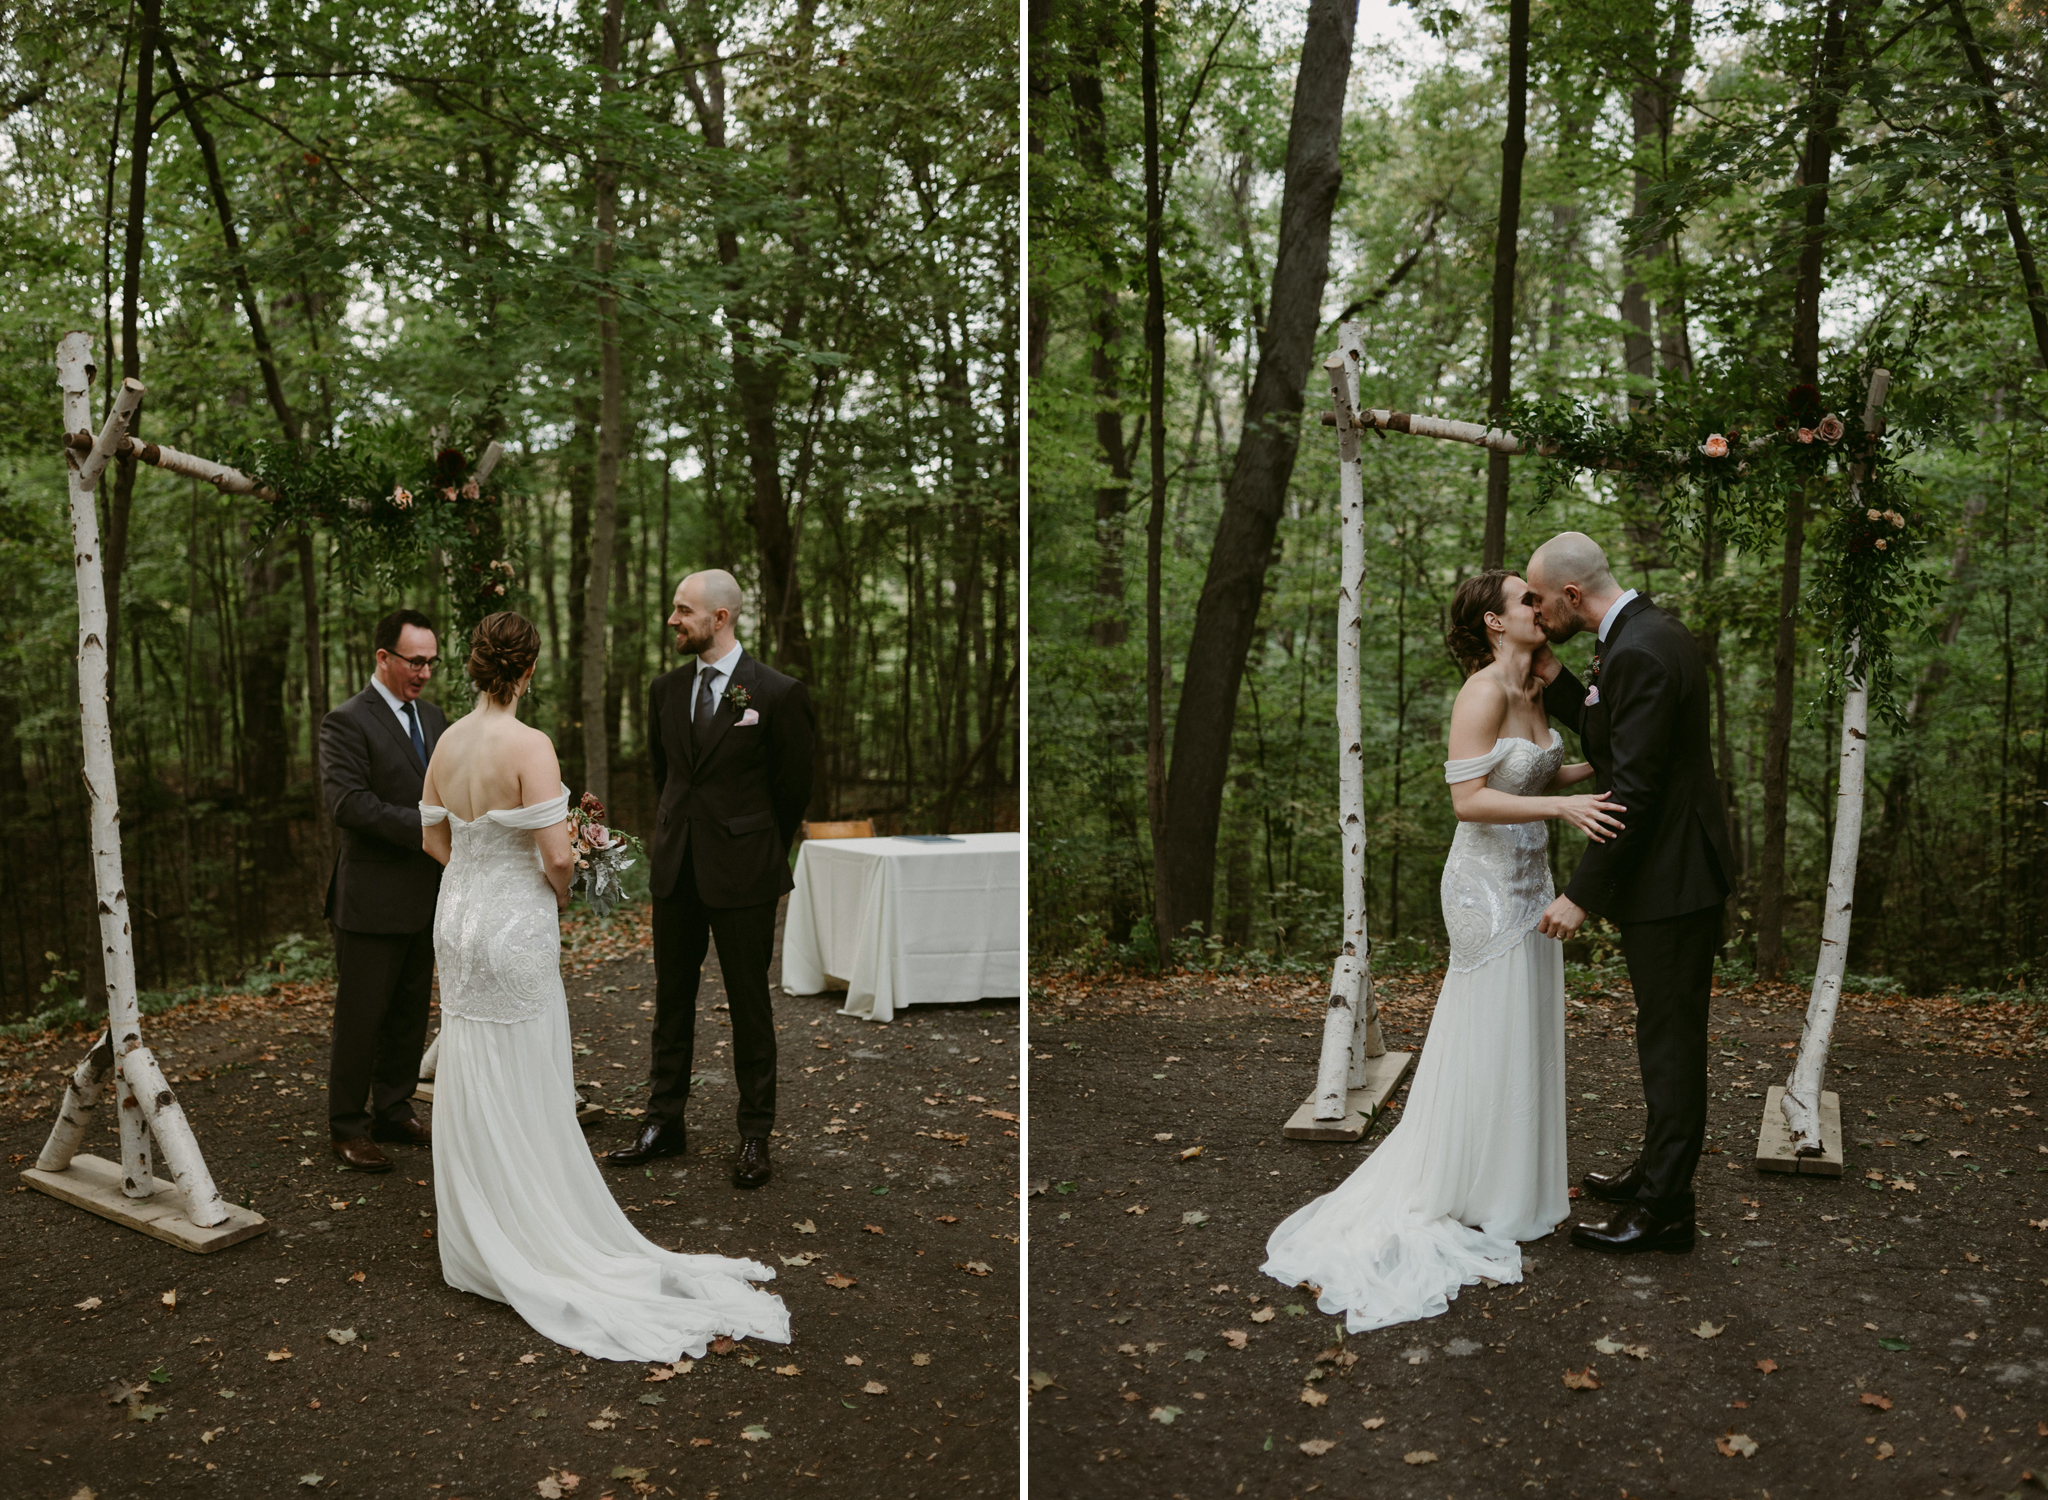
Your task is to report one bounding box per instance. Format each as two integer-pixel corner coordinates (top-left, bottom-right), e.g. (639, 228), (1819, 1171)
(332, 1136), (393, 1173)
(372, 1117), (431, 1147)
(731, 1135), (771, 1190)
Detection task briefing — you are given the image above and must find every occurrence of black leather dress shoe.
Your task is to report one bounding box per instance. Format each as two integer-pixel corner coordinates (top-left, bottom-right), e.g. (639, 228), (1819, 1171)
(1580, 1160), (1645, 1204)
(1570, 1199), (1695, 1255)
(732, 1136), (771, 1190)
(371, 1117), (431, 1147)
(606, 1121), (687, 1166)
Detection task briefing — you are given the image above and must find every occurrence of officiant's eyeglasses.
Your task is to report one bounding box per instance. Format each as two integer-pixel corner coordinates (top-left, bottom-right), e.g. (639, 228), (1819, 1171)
(382, 652), (440, 672)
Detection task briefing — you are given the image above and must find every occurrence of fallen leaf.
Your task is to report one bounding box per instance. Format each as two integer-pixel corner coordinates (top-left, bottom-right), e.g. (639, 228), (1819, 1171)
(1878, 1336), (1912, 1352)
(689, 1436), (714, 1447)
(1179, 1146), (1203, 1161)
(793, 1219), (817, 1235)
(1361, 1416), (1386, 1430)
(1592, 1335), (1650, 1359)
(1028, 1371), (1056, 1391)
(911, 1352), (931, 1366)
(1755, 1358), (1778, 1374)
(325, 1328), (357, 1346)
(1964, 1251), (1982, 1263)
(774, 1365), (801, 1377)
(934, 1214), (960, 1224)
(980, 1109), (1019, 1121)
(1693, 1320), (1725, 1339)
(1149, 1405), (1184, 1425)
(960, 1261), (992, 1277)
(200, 1428), (225, 1444)
(644, 1366), (676, 1382)
(75, 1296), (102, 1311)
(1181, 1210), (1209, 1227)
(349, 1271), (366, 1284)
(267, 1348), (293, 1362)
(1716, 1430), (1758, 1458)
(1874, 1440), (1894, 1459)
(863, 1380), (887, 1396)
(609, 1468), (649, 1482)
(297, 1475), (323, 1489)
(1562, 1366), (1601, 1390)
(636, 1393), (665, 1407)
(1403, 1450), (1438, 1465)
(1300, 1387), (1328, 1407)
(1860, 1392), (1893, 1411)
(1222, 1330), (1249, 1350)
(1299, 1438), (1335, 1456)
(845, 1354), (865, 1366)
(1948, 1149), (1973, 1159)
(1124, 1204), (1148, 1216)
(518, 1353), (539, 1365)
(864, 1224), (884, 1235)
(1953, 1404), (1967, 1421)
(780, 1252), (816, 1267)
(160, 1290), (177, 1310)
(127, 1401), (168, 1422)
(1153, 1133), (1173, 1142)
(1250, 1307), (1277, 1324)
(824, 1274), (857, 1289)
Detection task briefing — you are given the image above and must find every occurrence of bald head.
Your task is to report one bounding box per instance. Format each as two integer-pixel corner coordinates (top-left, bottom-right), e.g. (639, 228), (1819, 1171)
(1525, 532), (1623, 643)
(669, 568), (744, 658)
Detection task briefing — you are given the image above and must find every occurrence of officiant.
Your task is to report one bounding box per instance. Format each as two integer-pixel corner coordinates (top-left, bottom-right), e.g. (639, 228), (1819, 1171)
(318, 608), (449, 1173)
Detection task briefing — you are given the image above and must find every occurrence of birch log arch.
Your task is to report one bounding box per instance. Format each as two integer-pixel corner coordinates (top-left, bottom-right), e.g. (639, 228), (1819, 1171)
(1295, 316), (1942, 1174)
(24, 333), (511, 1250)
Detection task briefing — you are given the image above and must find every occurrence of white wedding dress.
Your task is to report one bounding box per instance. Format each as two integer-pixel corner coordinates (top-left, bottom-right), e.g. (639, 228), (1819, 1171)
(1261, 733), (1570, 1332)
(421, 784), (789, 1361)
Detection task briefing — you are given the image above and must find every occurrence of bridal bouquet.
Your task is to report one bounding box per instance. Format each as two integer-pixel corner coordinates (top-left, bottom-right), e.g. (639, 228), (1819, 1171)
(567, 792), (640, 918)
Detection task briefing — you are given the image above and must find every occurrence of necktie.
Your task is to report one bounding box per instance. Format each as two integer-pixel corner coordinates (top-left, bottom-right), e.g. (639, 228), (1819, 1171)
(693, 665), (718, 751)
(404, 700), (427, 768)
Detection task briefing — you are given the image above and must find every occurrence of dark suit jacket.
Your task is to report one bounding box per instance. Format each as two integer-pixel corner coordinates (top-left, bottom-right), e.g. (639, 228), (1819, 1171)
(649, 649), (814, 908)
(1544, 596), (1735, 925)
(320, 684), (448, 934)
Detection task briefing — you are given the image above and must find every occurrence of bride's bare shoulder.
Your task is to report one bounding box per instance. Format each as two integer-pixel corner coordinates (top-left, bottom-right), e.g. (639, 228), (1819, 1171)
(1451, 670), (1509, 719)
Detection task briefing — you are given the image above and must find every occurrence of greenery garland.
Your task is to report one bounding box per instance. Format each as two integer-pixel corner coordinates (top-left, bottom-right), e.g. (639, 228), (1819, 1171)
(225, 428), (524, 645)
(1504, 329), (1968, 724)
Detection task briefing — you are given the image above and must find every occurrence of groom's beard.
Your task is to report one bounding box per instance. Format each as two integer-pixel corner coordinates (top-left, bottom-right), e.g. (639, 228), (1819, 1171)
(675, 624), (714, 656)
(1540, 614), (1582, 644)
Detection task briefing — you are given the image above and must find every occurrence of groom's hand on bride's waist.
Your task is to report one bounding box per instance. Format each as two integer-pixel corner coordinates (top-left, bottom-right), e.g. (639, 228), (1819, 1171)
(1536, 894), (1586, 939)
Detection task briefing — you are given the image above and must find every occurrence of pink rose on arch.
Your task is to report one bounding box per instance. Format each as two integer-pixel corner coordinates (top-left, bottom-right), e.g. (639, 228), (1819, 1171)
(1700, 433), (1729, 458)
(392, 485), (414, 509)
(1797, 427), (1815, 444)
(1817, 414), (1845, 443)
(461, 479), (480, 500)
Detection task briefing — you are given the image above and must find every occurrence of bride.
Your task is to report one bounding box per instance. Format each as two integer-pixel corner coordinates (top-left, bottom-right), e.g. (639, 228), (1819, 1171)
(1261, 570), (1624, 1332)
(418, 611), (789, 1361)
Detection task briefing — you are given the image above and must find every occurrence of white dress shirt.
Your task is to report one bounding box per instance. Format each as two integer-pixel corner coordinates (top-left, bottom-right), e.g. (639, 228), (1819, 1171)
(369, 672), (420, 733)
(1597, 588), (1640, 644)
(691, 642), (744, 722)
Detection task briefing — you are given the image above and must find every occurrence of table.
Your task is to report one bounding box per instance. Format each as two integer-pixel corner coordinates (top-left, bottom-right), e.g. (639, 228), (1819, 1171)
(779, 833), (1021, 1022)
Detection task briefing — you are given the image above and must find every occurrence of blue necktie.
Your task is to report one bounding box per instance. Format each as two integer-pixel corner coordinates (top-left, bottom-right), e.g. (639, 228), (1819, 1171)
(404, 700), (427, 768)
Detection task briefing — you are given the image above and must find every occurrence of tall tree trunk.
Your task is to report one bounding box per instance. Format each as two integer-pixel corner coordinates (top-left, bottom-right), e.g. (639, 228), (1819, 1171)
(1481, 0), (1529, 570)
(581, 0), (627, 808)
(1141, 0), (1170, 960)
(104, 0), (161, 724)
(563, 409), (596, 793)
(1617, 2), (1694, 391)
(1157, 0), (1356, 939)
(1945, 1), (2048, 367)
(1757, 0), (1855, 976)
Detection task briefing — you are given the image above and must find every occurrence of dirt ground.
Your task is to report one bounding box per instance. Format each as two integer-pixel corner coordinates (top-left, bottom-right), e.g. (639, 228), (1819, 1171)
(1027, 966), (2048, 1499)
(0, 903), (1019, 1500)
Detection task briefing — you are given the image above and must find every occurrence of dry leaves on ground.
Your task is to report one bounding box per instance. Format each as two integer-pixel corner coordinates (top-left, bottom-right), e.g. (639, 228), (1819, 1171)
(1221, 1330), (1248, 1349)
(863, 1380), (887, 1396)
(1298, 1439), (1334, 1456)
(1693, 1321), (1725, 1339)
(1299, 1388), (1328, 1407)
(1250, 1307), (1276, 1324)
(1860, 1392), (1893, 1410)
(1562, 1367), (1600, 1390)
(1716, 1431), (1758, 1458)
(1403, 1450), (1438, 1465)
(1592, 1335), (1650, 1359)
(535, 1473), (581, 1499)
(1754, 1358), (1778, 1374)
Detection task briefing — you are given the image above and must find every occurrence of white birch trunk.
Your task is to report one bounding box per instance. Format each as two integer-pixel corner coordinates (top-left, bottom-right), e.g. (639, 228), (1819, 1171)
(121, 1045), (229, 1225)
(66, 429), (277, 498)
(1780, 368), (1891, 1153)
(37, 1029), (113, 1171)
(1313, 323), (1382, 1119)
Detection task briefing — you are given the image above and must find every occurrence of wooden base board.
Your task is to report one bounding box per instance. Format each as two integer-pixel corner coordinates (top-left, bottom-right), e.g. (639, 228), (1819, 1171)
(23, 1153), (269, 1253)
(1754, 1085), (1844, 1176)
(1281, 1051), (1414, 1141)
(412, 1079), (435, 1105)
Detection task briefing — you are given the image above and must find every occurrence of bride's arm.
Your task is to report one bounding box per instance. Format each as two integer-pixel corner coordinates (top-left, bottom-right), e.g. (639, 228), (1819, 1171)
(1447, 678), (1624, 840)
(420, 760), (452, 866)
(1546, 761), (1597, 790)
(520, 733), (576, 910)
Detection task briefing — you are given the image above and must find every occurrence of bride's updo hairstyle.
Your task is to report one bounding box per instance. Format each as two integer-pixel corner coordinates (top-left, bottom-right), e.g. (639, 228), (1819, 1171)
(1446, 569), (1513, 677)
(467, 611), (541, 704)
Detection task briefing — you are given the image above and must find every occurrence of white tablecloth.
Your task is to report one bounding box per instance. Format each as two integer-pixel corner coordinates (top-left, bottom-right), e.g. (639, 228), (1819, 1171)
(780, 833), (1021, 1022)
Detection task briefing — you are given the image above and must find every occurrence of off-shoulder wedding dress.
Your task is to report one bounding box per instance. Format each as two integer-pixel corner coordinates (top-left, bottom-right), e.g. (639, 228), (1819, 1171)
(421, 785), (789, 1360)
(1261, 733), (1570, 1332)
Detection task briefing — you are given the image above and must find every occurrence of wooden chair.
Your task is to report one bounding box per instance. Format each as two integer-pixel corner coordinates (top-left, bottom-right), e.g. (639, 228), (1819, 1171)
(801, 818), (875, 841)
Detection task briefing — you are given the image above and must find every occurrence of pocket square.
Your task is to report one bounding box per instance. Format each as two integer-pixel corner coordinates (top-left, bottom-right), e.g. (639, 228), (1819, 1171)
(737, 708), (760, 727)
(1584, 686), (1600, 706)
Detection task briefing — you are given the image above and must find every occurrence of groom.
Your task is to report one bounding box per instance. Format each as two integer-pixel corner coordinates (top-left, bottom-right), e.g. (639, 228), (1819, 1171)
(320, 608), (447, 1172)
(608, 569), (813, 1188)
(1526, 533), (1736, 1254)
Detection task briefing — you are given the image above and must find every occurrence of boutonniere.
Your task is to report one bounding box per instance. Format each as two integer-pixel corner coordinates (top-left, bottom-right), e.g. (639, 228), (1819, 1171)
(722, 681), (752, 713)
(1585, 652), (1603, 706)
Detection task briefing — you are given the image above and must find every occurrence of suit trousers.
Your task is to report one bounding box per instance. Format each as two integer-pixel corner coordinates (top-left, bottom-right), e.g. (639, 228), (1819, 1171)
(1615, 903), (1723, 1210)
(649, 852), (779, 1138)
(328, 925), (433, 1139)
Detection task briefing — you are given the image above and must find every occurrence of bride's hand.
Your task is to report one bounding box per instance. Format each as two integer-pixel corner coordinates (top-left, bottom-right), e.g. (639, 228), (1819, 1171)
(1556, 790), (1625, 841)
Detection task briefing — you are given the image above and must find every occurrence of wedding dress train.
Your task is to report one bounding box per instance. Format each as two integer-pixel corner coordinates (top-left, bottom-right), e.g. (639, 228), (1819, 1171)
(1261, 734), (1570, 1332)
(421, 785), (789, 1361)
